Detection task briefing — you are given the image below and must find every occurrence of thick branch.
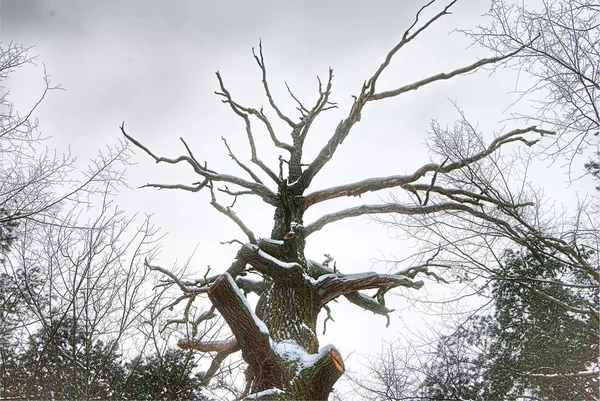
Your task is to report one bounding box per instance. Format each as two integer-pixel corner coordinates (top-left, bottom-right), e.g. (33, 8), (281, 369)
(208, 273), (283, 383)
(302, 345), (345, 399)
(344, 292), (394, 316)
(317, 272), (424, 307)
(236, 277), (267, 295)
(177, 337), (239, 353)
(305, 202), (477, 236)
(303, 126), (551, 208)
(238, 243), (303, 283)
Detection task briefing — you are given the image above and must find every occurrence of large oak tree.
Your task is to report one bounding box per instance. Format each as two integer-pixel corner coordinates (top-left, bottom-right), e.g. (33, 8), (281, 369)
(122, 1), (553, 399)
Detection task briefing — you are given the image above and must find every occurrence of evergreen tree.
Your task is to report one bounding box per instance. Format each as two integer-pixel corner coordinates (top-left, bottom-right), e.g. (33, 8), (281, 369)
(16, 318), (127, 400)
(120, 348), (206, 401)
(424, 250), (599, 400)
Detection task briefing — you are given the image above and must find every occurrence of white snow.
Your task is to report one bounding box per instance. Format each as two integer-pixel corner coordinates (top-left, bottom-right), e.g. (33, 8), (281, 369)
(246, 388), (284, 399)
(314, 271), (411, 285)
(273, 339), (337, 372)
(255, 247), (301, 269)
(259, 238), (284, 246)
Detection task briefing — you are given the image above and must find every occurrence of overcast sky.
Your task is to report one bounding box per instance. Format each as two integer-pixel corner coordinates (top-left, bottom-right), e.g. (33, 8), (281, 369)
(2, 0), (591, 391)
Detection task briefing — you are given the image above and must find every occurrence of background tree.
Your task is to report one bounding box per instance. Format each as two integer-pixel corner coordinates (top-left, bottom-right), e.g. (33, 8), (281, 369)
(350, 250), (598, 400)
(466, 0), (599, 161)
(122, 1), (556, 399)
(423, 250), (598, 400)
(350, 0), (599, 398)
(121, 348), (207, 401)
(0, 42), (209, 399)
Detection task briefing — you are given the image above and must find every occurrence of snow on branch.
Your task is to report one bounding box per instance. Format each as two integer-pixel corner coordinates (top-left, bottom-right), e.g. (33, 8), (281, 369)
(305, 202), (476, 236)
(272, 341), (345, 399)
(344, 291), (394, 320)
(178, 337), (239, 353)
(316, 272), (424, 307)
(238, 243), (304, 283)
(207, 273), (280, 375)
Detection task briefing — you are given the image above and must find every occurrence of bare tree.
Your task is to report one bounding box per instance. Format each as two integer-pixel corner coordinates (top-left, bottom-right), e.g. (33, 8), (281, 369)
(1, 193), (166, 400)
(0, 42), (184, 399)
(121, 1), (554, 399)
(355, 1), (600, 396)
(465, 0), (599, 162)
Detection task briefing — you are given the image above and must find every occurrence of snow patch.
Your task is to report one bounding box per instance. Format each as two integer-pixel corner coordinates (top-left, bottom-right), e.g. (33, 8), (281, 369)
(256, 248), (301, 269)
(273, 339), (337, 372)
(246, 388), (284, 399)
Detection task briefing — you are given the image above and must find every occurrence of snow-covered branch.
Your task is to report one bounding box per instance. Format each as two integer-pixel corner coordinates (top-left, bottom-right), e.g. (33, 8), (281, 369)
(303, 126), (551, 208)
(317, 272), (424, 307)
(238, 243), (304, 283)
(207, 273), (278, 373)
(305, 202), (476, 236)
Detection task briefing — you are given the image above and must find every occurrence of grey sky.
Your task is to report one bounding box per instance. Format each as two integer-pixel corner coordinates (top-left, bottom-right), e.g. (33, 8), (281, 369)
(2, 0), (585, 390)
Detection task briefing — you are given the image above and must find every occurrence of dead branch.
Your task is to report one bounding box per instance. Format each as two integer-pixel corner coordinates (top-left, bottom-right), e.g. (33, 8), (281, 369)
(121, 123), (279, 205)
(210, 186), (257, 244)
(253, 41), (297, 129)
(370, 46), (525, 101)
(215, 72), (284, 184)
(221, 136), (264, 184)
(178, 337), (239, 353)
(367, 0), (458, 95)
